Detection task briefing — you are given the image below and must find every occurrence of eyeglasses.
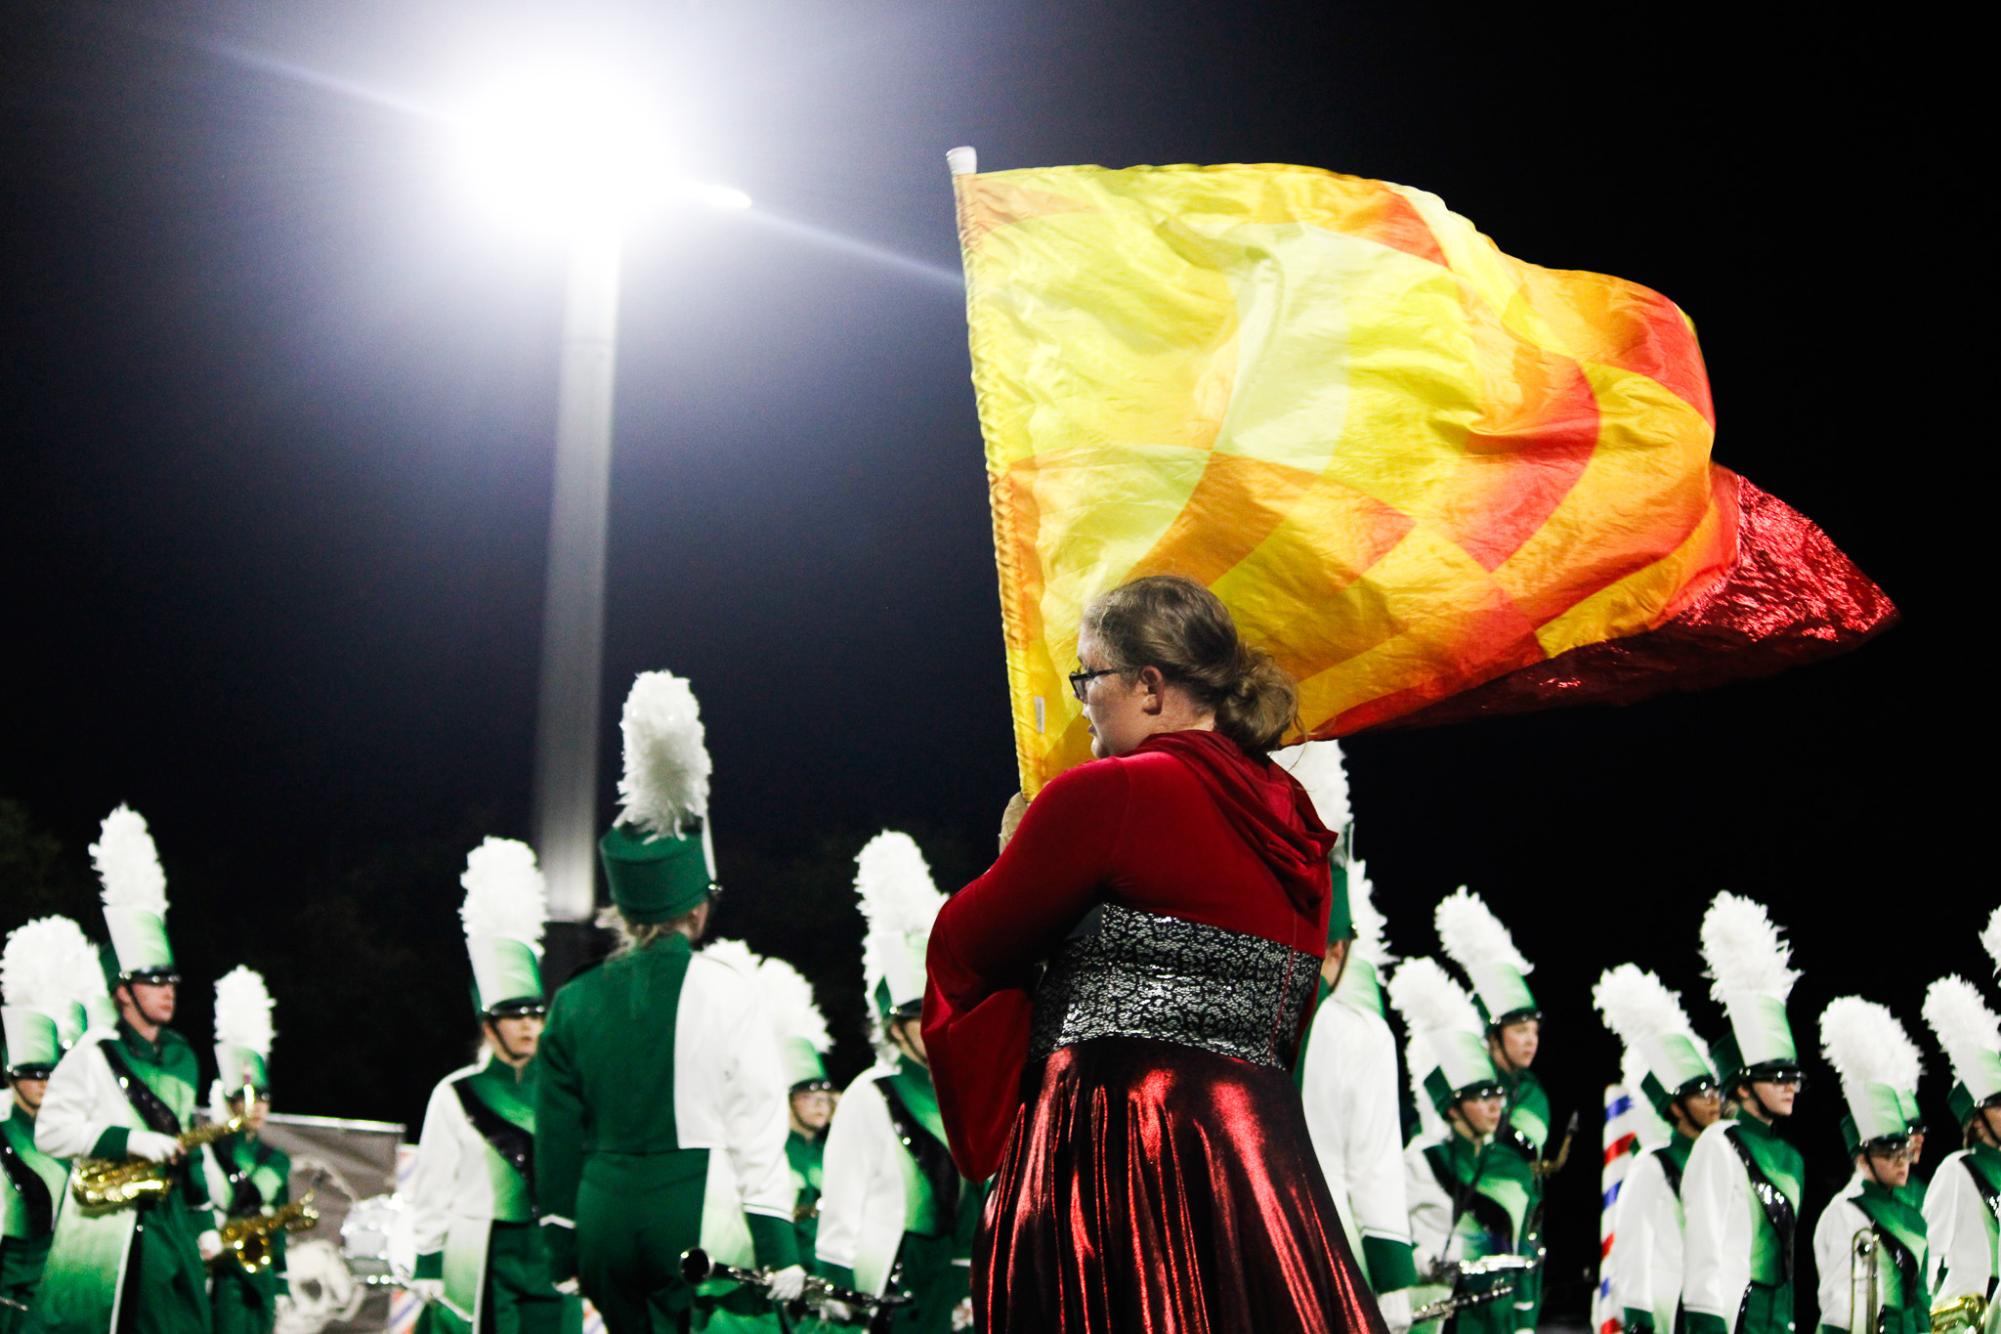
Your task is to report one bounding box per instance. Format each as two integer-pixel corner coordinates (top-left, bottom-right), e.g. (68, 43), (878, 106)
(1068, 667), (1120, 702)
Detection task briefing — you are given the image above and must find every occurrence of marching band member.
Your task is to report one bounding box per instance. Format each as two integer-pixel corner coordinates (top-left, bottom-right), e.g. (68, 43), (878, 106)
(1594, 963), (1724, 1334)
(1810, 998), (1929, 1334)
(1682, 893), (1807, 1334)
(407, 838), (579, 1333)
(748, 950), (836, 1272)
(817, 831), (975, 1333)
(1286, 742), (1417, 1331)
(535, 671), (802, 1332)
(203, 967), (290, 1334)
(34, 806), (223, 1334)
(1388, 956), (1515, 1334)
(1919, 976), (2001, 1307)
(1437, 888), (1550, 1333)
(1, 916), (91, 1328)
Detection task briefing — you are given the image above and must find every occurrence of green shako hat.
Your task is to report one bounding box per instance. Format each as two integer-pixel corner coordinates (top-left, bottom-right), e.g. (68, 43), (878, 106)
(855, 831), (946, 1055)
(3, 916), (93, 1077)
(92, 805), (176, 982)
(460, 837), (549, 1018)
(1700, 891), (1801, 1087)
(1923, 976), (2001, 1129)
(1821, 996), (1922, 1156)
(751, 948), (834, 1092)
(1388, 957), (1502, 1137)
(1272, 740), (1354, 944)
(1594, 963), (1718, 1123)
(1436, 886), (1538, 1029)
(212, 965), (275, 1097)
(600, 671), (717, 923)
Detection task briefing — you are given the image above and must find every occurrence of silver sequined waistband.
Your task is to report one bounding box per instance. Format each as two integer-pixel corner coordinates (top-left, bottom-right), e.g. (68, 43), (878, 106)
(1027, 904), (1320, 1069)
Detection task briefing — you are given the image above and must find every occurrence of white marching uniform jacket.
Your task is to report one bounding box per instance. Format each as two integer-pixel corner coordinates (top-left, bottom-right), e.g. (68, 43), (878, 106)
(1925, 1151), (1999, 1302)
(816, 1065), (921, 1296)
(1812, 1176), (1877, 1333)
(36, 1033), (220, 1225)
(1404, 1134), (1470, 1274)
(1300, 994), (1415, 1288)
(1612, 1146), (1689, 1330)
(1681, 1120), (1760, 1331)
(407, 1057), (520, 1252)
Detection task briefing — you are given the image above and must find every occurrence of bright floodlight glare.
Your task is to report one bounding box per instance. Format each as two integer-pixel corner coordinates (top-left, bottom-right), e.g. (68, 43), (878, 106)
(450, 67), (746, 234)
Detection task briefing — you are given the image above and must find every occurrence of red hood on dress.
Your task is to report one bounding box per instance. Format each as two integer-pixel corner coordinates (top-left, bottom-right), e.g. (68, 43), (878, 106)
(1133, 729), (1338, 917)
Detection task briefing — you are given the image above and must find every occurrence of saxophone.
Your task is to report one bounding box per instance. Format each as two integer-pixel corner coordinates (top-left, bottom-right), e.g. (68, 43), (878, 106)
(215, 1193), (319, 1275)
(1931, 1295), (1988, 1333)
(70, 1112), (247, 1215)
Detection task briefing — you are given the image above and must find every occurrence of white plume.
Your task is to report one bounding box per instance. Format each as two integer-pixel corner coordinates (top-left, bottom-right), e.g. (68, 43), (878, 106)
(65, 929), (108, 1009)
(1435, 886), (1530, 974)
(3, 916), (90, 1010)
(1593, 964), (1699, 1052)
(1923, 976), (2001, 1073)
(1621, 1044), (1674, 1150)
(91, 805), (167, 914)
(698, 937), (762, 979)
(1699, 891), (1798, 1002)
(756, 955), (833, 1055)
(1274, 740), (1351, 832)
(615, 671), (712, 837)
(855, 831), (946, 939)
(1348, 857), (1394, 968)
(1405, 1033), (1447, 1141)
(1820, 996), (1922, 1093)
(1983, 907), (2001, 980)
(1386, 956), (1482, 1037)
(458, 837), (548, 951)
(213, 966), (275, 1056)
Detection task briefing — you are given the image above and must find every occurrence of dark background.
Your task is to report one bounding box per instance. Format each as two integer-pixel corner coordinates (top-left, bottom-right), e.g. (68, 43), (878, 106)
(2, 2), (1967, 1319)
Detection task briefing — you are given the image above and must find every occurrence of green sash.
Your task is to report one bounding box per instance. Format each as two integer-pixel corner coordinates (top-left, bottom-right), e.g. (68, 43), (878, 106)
(1728, 1118), (1803, 1287)
(1853, 1179), (1931, 1316)
(1, 1110), (65, 1239)
(436, 1061), (540, 1333)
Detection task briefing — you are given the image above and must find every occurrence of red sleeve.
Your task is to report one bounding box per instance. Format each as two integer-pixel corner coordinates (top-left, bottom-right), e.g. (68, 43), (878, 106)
(922, 757), (1129, 1179)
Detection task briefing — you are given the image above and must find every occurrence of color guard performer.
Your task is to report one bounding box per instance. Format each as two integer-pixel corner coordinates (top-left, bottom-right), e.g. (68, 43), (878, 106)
(1595, 963), (1724, 1334)
(1920, 976), (2001, 1309)
(407, 837), (580, 1333)
(817, 831), (976, 1333)
(1682, 893), (1808, 1334)
(34, 806), (223, 1334)
(203, 967), (292, 1334)
(1, 916), (92, 1328)
(1810, 998), (1930, 1334)
(535, 671), (803, 1332)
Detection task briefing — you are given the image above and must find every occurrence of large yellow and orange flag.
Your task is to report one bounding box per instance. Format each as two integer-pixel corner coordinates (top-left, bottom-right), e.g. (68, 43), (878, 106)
(953, 162), (1894, 795)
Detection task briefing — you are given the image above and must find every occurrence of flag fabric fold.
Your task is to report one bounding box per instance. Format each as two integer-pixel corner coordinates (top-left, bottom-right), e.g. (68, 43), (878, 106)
(953, 162), (1894, 794)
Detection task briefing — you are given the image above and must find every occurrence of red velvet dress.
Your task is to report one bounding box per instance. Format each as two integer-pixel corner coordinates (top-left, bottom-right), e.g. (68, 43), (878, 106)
(924, 729), (1389, 1334)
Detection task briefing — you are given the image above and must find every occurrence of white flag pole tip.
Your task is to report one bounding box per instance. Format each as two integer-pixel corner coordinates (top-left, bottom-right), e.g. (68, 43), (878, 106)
(946, 146), (978, 177)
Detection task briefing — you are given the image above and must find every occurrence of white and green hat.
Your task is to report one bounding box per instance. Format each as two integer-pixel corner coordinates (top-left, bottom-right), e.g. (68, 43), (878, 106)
(1982, 907), (2001, 982)
(1922, 976), (2001, 1129)
(1699, 892), (1801, 1086)
(754, 952), (834, 1093)
(91, 805), (175, 982)
(1436, 886), (1537, 1028)
(1593, 963), (1718, 1123)
(1821, 996), (1922, 1156)
(1387, 957), (1504, 1137)
(855, 831), (945, 1055)
(70, 935), (116, 1035)
(1273, 740), (1360, 949)
(1334, 855), (1395, 1017)
(600, 672), (718, 925)
(212, 966), (275, 1097)
(460, 837), (549, 1018)
(3, 916), (92, 1077)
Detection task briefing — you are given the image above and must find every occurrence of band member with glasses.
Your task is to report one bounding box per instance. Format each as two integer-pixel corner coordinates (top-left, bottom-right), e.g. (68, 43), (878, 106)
(1919, 976), (2001, 1311)
(204, 968), (291, 1334)
(407, 838), (580, 1334)
(1683, 894), (1809, 1334)
(925, 575), (1382, 1333)
(1594, 965), (1725, 1334)
(1810, 998), (1930, 1334)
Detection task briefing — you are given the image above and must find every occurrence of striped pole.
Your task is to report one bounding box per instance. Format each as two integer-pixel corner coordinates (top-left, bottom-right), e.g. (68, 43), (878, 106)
(1595, 1083), (1644, 1334)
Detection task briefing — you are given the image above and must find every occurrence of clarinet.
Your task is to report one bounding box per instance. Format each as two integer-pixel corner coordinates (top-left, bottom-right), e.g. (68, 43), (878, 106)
(679, 1248), (914, 1329)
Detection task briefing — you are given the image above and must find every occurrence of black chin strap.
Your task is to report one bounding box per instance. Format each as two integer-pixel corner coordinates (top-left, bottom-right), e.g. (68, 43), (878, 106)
(485, 1019), (531, 1067)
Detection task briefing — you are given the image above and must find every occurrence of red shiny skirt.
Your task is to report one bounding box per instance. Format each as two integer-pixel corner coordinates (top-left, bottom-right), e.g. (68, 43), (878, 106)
(973, 1035), (1390, 1334)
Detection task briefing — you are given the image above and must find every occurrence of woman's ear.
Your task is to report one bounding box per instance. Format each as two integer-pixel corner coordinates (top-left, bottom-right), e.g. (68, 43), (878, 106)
(1135, 665), (1168, 714)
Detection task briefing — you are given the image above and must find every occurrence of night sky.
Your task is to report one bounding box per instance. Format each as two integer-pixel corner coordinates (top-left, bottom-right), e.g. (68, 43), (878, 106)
(2, 3), (1961, 1317)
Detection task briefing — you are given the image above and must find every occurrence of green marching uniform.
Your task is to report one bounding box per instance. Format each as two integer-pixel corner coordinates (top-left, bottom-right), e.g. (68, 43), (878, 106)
(1682, 893), (1808, 1334)
(1810, 997), (1931, 1334)
(1387, 955), (1517, 1334)
(204, 968), (290, 1334)
(1919, 976), (2001, 1312)
(4, 915), (100, 1330)
(536, 671), (801, 1333)
(815, 831), (978, 1334)
(1436, 888), (1551, 1333)
(33, 806), (220, 1334)
(408, 837), (581, 1334)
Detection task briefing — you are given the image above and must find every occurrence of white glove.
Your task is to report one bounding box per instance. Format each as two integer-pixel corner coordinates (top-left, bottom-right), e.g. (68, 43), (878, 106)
(819, 1300), (855, 1324)
(408, 1278), (445, 1303)
(126, 1130), (183, 1163)
(766, 1264), (807, 1303)
(197, 1230), (224, 1263)
(1378, 1288), (1414, 1334)
(553, 1277), (581, 1296)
